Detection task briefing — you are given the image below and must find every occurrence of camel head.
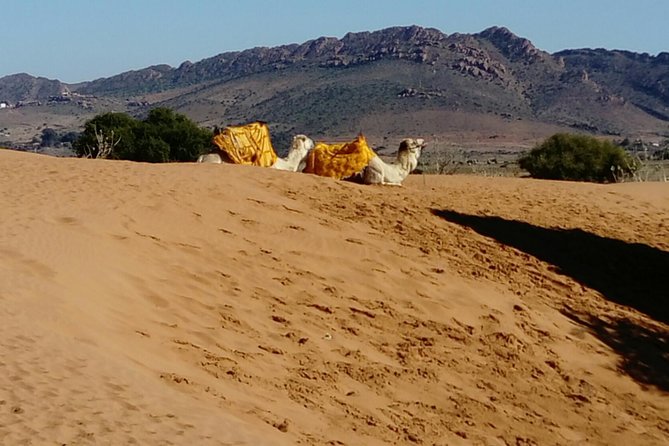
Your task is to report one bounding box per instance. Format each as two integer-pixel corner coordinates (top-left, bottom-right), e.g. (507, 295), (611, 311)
(397, 138), (426, 170)
(290, 134), (315, 157)
(398, 138), (426, 157)
(280, 134), (315, 172)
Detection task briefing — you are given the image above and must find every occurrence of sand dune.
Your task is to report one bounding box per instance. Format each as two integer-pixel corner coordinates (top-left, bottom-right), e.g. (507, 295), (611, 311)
(0, 149), (667, 445)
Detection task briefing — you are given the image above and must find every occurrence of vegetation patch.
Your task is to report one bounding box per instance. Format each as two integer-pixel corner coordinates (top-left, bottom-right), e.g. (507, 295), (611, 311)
(518, 133), (638, 183)
(73, 108), (212, 162)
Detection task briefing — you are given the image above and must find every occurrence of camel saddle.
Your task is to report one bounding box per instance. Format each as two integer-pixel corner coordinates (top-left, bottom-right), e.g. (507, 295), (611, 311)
(211, 121), (278, 167)
(304, 134), (377, 180)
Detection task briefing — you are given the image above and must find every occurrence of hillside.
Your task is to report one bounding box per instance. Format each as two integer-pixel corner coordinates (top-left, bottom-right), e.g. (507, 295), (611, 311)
(0, 149), (667, 445)
(1, 25), (668, 151)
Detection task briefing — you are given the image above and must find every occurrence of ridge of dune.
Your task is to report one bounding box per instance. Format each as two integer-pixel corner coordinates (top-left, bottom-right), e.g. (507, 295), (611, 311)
(0, 149), (667, 445)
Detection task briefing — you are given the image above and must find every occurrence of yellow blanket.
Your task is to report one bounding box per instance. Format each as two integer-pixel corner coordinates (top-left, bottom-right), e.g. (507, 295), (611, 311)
(304, 134), (377, 180)
(211, 121), (278, 167)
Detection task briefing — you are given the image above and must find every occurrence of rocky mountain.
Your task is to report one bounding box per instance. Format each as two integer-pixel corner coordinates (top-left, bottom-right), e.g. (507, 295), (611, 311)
(0, 73), (71, 103)
(555, 48), (669, 121)
(1, 25), (668, 150)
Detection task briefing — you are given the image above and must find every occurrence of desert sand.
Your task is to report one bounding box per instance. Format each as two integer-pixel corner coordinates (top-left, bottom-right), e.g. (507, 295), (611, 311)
(0, 149), (667, 445)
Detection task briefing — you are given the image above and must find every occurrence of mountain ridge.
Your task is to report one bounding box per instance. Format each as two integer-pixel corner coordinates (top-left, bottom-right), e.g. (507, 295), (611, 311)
(1, 25), (668, 149)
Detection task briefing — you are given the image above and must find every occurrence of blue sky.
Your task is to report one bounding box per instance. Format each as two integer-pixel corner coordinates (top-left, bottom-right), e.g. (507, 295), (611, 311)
(1, 0), (667, 83)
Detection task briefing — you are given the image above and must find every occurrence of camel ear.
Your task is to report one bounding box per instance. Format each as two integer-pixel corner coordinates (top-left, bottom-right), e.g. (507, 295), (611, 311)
(398, 140), (409, 151)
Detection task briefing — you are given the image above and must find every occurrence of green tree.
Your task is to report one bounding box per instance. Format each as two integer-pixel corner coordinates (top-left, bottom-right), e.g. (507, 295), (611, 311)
(518, 133), (638, 183)
(72, 108), (212, 162)
(130, 124), (170, 163)
(136, 136), (171, 163)
(142, 107), (212, 162)
(72, 112), (137, 159)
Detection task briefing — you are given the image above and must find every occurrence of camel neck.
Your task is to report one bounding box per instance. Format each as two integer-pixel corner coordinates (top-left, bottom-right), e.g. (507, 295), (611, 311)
(398, 154), (417, 172)
(285, 149), (305, 164)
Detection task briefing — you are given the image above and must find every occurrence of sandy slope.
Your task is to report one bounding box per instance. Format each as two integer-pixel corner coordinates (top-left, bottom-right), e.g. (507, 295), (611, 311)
(0, 149), (667, 445)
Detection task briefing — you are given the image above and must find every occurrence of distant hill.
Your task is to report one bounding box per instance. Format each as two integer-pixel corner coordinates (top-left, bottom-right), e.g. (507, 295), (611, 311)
(0, 73), (70, 103)
(1, 25), (668, 151)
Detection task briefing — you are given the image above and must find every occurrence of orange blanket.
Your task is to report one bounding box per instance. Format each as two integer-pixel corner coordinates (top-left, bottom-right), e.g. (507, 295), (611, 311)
(211, 121), (278, 167)
(304, 134), (377, 180)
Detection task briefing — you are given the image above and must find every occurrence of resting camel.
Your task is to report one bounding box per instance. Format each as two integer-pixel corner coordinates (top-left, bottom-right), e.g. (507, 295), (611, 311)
(196, 153), (224, 163)
(362, 138), (425, 185)
(197, 134), (315, 172)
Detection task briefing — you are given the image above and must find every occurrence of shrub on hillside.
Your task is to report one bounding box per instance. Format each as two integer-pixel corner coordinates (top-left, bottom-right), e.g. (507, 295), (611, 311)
(518, 133), (638, 183)
(73, 108), (212, 162)
(39, 128), (81, 148)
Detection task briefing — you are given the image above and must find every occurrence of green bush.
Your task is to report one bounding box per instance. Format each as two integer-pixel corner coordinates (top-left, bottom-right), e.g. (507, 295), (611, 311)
(73, 108), (212, 162)
(73, 112), (137, 159)
(519, 133), (638, 183)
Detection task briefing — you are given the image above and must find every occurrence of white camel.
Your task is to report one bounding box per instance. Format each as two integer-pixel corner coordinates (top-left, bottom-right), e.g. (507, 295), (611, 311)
(196, 153), (224, 163)
(270, 134), (314, 171)
(362, 138), (426, 185)
(196, 134), (314, 172)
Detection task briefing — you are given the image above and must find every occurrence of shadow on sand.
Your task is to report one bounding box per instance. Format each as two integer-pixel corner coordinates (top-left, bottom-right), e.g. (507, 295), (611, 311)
(433, 209), (669, 391)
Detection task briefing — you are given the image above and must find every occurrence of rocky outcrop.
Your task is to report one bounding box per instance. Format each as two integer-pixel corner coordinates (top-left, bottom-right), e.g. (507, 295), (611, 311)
(449, 42), (508, 81)
(477, 26), (547, 63)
